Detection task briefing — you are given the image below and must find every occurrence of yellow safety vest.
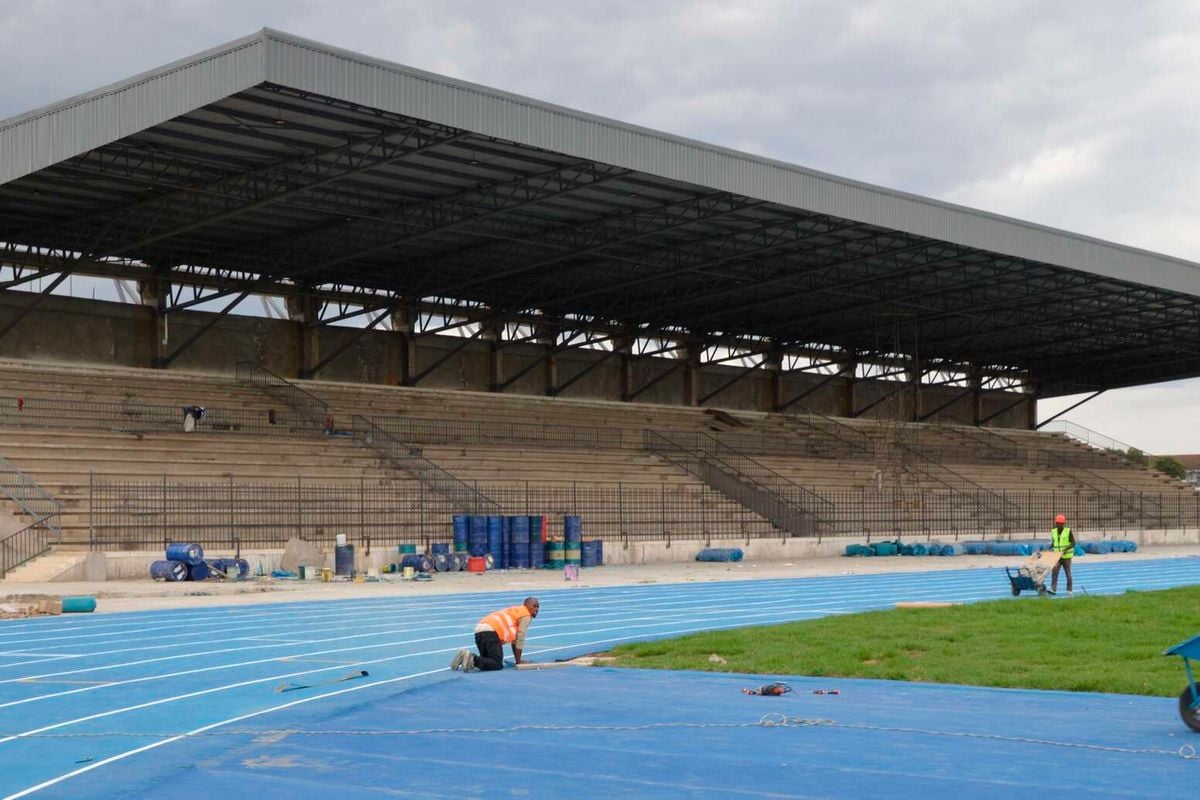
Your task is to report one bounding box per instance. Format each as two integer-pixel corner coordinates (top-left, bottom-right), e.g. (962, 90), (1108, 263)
(1052, 526), (1073, 559)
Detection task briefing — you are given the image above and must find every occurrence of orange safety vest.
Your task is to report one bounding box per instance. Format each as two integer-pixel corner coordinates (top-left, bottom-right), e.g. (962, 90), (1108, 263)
(479, 605), (532, 644)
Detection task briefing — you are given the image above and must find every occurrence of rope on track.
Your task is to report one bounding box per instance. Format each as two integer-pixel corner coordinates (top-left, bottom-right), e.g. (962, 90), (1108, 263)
(3, 715), (1198, 761)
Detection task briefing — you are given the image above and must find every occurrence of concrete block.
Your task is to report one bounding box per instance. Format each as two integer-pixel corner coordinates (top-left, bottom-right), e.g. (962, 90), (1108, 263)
(84, 551), (107, 582)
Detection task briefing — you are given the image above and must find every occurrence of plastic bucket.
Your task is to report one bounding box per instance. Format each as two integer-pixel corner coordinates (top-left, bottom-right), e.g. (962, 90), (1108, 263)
(165, 542), (204, 566)
(466, 556), (487, 573)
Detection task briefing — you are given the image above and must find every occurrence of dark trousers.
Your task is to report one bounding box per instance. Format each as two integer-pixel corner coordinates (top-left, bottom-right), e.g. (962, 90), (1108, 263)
(474, 630), (505, 671)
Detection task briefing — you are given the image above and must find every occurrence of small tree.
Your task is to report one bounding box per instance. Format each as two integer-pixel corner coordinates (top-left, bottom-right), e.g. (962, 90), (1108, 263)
(1125, 447), (1149, 466)
(1151, 456), (1187, 481)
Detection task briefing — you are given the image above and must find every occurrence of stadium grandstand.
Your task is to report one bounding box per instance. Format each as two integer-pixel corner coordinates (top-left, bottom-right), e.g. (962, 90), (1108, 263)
(2, 28), (1200, 580)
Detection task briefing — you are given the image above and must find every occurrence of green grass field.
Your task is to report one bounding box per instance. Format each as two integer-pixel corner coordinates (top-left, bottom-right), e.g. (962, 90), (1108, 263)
(609, 586), (1200, 697)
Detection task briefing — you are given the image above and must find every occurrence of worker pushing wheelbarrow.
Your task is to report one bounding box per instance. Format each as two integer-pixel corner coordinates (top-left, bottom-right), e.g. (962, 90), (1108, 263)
(1005, 549), (1059, 596)
(1004, 513), (1077, 596)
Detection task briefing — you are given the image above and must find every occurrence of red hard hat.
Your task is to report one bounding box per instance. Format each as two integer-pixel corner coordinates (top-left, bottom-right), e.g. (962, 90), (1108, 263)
(1054, 514), (1066, 525)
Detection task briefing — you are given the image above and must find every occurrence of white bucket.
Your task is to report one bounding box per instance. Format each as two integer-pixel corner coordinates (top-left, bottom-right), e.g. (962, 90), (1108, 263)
(335, 533), (347, 547)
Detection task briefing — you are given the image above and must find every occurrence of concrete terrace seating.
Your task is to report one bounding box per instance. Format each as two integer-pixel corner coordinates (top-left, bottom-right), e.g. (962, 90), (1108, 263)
(0, 360), (1194, 548)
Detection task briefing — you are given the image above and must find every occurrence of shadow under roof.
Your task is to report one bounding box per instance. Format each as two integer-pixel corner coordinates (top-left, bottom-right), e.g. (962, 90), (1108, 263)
(2, 29), (1198, 397)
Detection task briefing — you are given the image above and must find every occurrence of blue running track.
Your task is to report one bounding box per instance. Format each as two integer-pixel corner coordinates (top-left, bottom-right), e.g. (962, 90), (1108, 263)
(1, 557), (1198, 798)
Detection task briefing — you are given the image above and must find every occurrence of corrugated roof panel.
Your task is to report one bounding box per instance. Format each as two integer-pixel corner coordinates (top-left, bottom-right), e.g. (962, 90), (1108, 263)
(2, 28), (1199, 299)
(0, 34), (266, 185)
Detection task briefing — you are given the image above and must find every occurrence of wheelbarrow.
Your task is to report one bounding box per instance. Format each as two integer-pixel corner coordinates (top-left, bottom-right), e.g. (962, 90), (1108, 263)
(1004, 550), (1059, 596)
(1163, 633), (1200, 732)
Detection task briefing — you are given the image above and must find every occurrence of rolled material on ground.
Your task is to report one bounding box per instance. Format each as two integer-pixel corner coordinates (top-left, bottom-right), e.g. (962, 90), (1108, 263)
(61, 596), (97, 613)
(870, 541), (899, 557)
(165, 542), (204, 565)
(843, 544), (874, 557)
(896, 601), (961, 609)
(696, 548), (743, 563)
(1081, 540), (1114, 555)
(960, 541), (990, 555)
(150, 560), (188, 581)
(941, 543), (965, 556)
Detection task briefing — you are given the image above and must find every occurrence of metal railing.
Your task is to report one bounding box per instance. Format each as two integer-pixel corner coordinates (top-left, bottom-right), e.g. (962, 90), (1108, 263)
(370, 415), (627, 451)
(235, 362), (330, 427)
(0, 454), (62, 577)
(86, 474), (1200, 550)
(1042, 420), (1146, 457)
(0, 394), (317, 436)
(88, 476), (778, 550)
(355, 415), (499, 513)
(644, 430), (831, 536)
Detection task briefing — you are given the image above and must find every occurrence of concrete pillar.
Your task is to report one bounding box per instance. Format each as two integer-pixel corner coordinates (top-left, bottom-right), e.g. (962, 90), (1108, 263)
(1025, 389), (1038, 430)
(906, 357), (924, 422)
(286, 294), (320, 378)
(390, 305), (414, 386)
(683, 341), (702, 406)
(766, 348), (783, 413)
(841, 351), (858, 417)
(138, 276), (169, 369)
(617, 330), (635, 402)
(484, 317), (503, 391)
(534, 318), (558, 395)
(969, 364), (983, 425)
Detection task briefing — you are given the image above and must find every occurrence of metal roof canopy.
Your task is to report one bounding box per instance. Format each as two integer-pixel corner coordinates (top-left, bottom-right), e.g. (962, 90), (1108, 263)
(2, 28), (1199, 397)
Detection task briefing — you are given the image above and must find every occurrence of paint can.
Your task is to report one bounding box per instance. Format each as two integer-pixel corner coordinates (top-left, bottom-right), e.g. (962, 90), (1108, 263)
(321, 567), (332, 582)
(164, 542), (204, 566)
(402, 566), (415, 580)
(466, 556), (487, 573)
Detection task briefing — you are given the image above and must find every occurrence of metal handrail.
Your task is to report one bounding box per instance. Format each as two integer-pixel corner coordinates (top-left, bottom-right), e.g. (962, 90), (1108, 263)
(644, 429), (830, 535)
(235, 361), (330, 426)
(355, 415), (498, 513)
(0, 454), (62, 577)
(0, 512), (62, 578)
(1042, 420), (1146, 457)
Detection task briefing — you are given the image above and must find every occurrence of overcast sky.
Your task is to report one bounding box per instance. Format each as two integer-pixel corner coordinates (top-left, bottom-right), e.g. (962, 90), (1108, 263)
(2, 0), (1198, 452)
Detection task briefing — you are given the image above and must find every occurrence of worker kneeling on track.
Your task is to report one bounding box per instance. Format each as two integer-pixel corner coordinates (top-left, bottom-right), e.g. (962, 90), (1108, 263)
(451, 596), (540, 672)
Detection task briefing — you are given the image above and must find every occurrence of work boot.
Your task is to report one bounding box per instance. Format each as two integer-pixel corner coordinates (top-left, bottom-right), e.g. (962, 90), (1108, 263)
(449, 649), (469, 671)
(463, 652), (478, 672)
